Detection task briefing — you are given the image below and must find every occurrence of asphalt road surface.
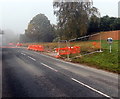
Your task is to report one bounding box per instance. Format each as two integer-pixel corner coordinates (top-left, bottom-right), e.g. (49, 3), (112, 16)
(1, 48), (119, 98)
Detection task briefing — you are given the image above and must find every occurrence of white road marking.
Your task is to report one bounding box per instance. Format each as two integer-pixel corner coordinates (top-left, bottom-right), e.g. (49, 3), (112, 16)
(28, 56), (36, 61)
(41, 63), (58, 72)
(71, 78), (113, 99)
(21, 53), (26, 55)
(22, 51), (35, 56)
(40, 54), (117, 79)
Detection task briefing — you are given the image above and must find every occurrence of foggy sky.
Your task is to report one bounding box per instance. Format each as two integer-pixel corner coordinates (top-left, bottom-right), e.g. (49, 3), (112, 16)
(0, 0), (119, 35)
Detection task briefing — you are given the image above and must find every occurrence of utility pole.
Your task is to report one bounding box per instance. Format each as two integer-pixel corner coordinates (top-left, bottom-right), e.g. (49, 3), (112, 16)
(57, 37), (60, 56)
(0, 30), (4, 46)
(66, 40), (70, 60)
(98, 11), (102, 52)
(0, 30), (4, 35)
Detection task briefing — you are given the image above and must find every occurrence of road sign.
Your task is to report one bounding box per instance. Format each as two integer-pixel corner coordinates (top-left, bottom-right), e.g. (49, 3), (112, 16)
(107, 37), (113, 53)
(107, 37), (113, 44)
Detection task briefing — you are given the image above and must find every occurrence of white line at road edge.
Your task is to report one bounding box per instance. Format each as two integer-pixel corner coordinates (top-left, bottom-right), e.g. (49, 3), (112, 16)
(39, 53), (117, 78)
(71, 78), (113, 99)
(28, 56), (36, 61)
(41, 63), (58, 72)
(21, 53), (26, 56)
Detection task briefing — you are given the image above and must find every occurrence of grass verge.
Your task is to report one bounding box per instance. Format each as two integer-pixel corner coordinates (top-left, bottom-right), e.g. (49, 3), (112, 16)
(71, 40), (119, 73)
(71, 49), (119, 73)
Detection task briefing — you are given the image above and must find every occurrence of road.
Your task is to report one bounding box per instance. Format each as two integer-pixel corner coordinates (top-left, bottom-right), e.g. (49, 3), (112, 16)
(1, 48), (119, 98)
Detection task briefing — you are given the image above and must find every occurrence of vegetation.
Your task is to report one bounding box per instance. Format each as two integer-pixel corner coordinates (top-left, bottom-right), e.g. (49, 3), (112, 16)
(71, 41), (119, 73)
(19, 1), (120, 43)
(22, 40), (119, 73)
(53, 1), (99, 40)
(18, 1), (119, 73)
(20, 14), (54, 42)
(20, 14), (120, 43)
(100, 16), (120, 31)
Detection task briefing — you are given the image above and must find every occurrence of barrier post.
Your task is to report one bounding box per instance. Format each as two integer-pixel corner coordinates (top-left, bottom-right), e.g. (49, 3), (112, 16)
(110, 44), (112, 53)
(66, 40), (70, 61)
(99, 32), (102, 52)
(57, 39), (60, 56)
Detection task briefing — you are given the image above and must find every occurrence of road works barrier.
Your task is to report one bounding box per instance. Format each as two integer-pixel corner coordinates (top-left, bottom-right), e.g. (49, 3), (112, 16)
(55, 46), (80, 58)
(16, 43), (23, 47)
(27, 45), (44, 52)
(8, 43), (15, 46)
(8, 43), (23, 47)
(92, 42), (100, 48)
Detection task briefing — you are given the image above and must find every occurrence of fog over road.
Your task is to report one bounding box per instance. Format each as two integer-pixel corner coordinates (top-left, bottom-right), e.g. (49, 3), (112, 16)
(1, 48), (118, 98)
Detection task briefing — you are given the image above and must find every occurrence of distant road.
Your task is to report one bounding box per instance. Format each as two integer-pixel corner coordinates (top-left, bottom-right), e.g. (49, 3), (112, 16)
(2, 48), (118, 98)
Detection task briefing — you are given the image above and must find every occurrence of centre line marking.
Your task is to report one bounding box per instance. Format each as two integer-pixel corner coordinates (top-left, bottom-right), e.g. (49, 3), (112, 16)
(21, 53), (26, 55)
(71, 78), (113, 99)
(28, 56), (36, 61)
(41, 63), (58, 72)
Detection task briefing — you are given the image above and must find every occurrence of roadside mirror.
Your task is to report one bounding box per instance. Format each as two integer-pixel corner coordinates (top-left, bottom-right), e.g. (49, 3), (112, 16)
(107, 37), (113, 53)
(107, 37), (113, 44)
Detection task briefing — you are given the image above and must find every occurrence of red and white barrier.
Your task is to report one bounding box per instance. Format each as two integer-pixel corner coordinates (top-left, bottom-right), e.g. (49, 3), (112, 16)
(27, 45), (44, 52)
(55, 46), (80, 58)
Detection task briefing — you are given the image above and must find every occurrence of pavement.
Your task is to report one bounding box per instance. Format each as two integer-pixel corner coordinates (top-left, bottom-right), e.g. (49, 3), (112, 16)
(1, 48), (119, 98)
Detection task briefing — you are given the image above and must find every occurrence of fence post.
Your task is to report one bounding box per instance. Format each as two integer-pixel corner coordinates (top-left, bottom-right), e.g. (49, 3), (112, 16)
(66, 40), (71, 61)
(99, 32), (102, 52)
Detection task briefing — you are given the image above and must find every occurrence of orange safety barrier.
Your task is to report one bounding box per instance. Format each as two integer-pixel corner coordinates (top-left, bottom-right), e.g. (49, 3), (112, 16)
(9, 43), (14, 45)
(27, 45), (44, 52)
(55, 46), (80, 56)
(70, 46), (80, 54)
(92, 42), (100, 48)
(92, 42), (97, 46)
(16, 43), (23, 46)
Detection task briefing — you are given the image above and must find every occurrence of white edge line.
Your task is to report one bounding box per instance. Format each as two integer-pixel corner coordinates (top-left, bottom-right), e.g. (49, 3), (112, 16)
(28, 56), (36, 61)
(41, 63), (58, 72)
(40, 54), (117, 78)
(71, 78), (113, 99)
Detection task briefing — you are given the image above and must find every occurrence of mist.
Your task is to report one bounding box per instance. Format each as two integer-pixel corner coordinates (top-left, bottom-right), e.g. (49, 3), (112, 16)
(1, 29), (19, 46)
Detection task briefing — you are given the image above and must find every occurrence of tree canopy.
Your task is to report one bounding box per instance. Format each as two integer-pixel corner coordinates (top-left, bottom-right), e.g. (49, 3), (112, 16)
(100, 15), (120, 31)
(87, 15), (120, 35)
(19, 4), (120, 43)
(24, 14), (54, 42)
(53, 0), (99, 40)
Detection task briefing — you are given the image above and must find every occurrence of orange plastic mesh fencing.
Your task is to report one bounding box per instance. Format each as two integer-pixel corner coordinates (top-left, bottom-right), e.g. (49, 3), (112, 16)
(27, 45), (44, 52)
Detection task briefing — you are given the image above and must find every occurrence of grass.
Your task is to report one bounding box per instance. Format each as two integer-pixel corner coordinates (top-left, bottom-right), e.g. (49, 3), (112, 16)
(71, 40), (119, 73)
(22, 40), (119, 73)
